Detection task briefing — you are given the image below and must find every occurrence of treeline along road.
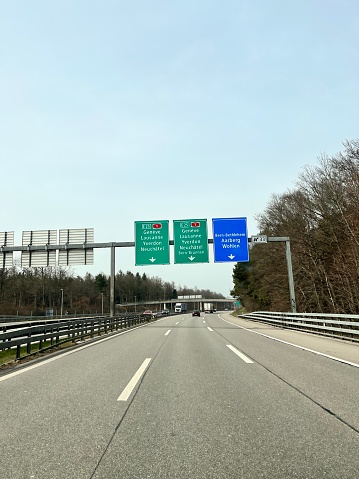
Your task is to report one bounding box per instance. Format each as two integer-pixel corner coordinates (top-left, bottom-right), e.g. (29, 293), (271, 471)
(0, 312), (358, 478)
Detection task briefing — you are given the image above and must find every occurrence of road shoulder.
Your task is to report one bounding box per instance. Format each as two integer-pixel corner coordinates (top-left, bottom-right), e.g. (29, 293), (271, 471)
(219, 312), (359, 366)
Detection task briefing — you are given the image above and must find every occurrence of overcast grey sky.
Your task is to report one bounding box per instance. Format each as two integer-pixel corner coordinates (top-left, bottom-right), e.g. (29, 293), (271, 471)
(1, 1), (358, 296)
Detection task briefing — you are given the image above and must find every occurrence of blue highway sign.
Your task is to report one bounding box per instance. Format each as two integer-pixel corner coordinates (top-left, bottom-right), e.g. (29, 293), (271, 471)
(212, 217), (249, 263)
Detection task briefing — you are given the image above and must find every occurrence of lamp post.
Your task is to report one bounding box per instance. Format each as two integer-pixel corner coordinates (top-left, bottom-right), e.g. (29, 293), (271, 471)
(101, 292), (104, 315)
(60, 288), (64, 318)
(134, 295), (137, 313)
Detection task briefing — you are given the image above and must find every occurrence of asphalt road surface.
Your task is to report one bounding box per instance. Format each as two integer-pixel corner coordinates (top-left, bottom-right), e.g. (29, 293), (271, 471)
(0, 312), (358, 478)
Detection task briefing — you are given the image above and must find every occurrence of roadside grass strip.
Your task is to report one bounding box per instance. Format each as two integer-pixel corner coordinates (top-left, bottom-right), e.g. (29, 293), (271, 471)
(0, 339), (74, 366)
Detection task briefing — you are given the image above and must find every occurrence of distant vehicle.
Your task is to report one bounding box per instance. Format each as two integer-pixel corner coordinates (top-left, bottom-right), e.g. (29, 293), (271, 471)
(174, 302), (187, 313)
(204, 302), (214, 313)
(143, 310), (154, 319)
(192, 310), (200, 317)
(162, 309), (170, 315)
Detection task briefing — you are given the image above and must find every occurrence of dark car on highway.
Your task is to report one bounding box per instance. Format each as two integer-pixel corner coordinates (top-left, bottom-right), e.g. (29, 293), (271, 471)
(192, 310), (200, 317)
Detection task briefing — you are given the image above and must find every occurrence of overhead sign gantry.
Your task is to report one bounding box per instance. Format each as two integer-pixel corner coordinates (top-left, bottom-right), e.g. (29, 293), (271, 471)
(0, 218), (297, 315)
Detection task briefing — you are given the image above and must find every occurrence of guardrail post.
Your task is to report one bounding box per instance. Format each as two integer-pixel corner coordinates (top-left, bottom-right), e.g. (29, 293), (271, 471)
(27, 332), (31, 355)
(72, 323), (76, 343)
(91, 320), (95, 338)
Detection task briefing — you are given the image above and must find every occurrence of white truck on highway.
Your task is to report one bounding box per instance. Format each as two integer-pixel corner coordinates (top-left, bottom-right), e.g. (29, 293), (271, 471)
(204, 302), (214, 313)
(174, 302), (187, 313)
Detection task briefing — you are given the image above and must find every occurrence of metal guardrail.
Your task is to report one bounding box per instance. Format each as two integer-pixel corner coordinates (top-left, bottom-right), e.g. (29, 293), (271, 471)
(0, 314), (153, 360)
(0, 313), (113, 324)
(241, 311), (359, 343)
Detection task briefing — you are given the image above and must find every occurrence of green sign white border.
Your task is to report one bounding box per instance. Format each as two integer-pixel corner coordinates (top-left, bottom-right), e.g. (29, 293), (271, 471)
(173, 218), (209, 264)
(134, 220), (170, 266)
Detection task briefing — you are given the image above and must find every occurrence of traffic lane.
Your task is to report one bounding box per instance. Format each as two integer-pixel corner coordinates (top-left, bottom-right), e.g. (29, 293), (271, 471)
(0, 317), (180, 479)
(148, 313), (207, 329)
(205, 313), (359, 432)
(92, 322), (359, 479)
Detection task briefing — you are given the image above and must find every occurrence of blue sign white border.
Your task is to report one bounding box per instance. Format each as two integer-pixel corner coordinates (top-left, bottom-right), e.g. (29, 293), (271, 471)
(212, 217), (249, 263)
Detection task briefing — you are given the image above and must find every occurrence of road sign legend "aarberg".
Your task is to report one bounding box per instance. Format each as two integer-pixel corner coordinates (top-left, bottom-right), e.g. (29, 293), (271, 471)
(212, 217), (249, 263)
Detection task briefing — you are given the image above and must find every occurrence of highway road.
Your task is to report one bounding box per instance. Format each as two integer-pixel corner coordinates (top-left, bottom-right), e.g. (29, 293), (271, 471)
(0, 312), (358, 478)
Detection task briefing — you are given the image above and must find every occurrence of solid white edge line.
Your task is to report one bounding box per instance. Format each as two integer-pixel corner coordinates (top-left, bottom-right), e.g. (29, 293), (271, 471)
(117, 358), (152, 401)
(219, 316), (359, 369)
(226, 344), (254, 363)
(165, 330), (171, 336)
(0, 316), (171, 383)
(207, 327), (214, 332)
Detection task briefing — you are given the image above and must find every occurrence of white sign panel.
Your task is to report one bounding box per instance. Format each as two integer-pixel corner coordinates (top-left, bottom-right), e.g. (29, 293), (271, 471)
(251, 235), (268, 244)
(0, 231), (14, 268)
(58, 228), (94, 265)
(21, 230), (57, 267)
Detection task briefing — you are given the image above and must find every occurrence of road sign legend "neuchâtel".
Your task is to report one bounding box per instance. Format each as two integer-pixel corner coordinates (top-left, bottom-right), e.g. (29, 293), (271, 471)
(173, 219), (209, 264)
(135, 220), (170, 265)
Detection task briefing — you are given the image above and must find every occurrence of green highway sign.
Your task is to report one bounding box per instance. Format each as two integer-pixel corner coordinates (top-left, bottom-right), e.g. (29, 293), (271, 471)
(173, 219), (209, 264)
(135, 220), (170, 266)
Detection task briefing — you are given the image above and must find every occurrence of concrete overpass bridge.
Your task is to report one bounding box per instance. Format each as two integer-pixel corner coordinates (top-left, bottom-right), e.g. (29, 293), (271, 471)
(117, 298), (236, 313)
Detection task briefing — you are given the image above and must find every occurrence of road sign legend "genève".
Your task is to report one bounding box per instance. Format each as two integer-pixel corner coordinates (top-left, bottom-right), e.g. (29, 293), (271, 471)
(173, 219), (209, 264)
(135, 220), (170, 265)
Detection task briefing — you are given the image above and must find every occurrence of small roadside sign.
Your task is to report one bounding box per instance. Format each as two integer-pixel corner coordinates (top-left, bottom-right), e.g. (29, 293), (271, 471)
(173, 219), (209, 264)
(251, 235), (267, 244)
(135, 220), (170, 265)
(212, 217), (249, 263)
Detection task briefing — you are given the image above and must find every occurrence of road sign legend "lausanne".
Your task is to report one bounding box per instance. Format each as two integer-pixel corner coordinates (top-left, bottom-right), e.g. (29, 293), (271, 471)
(212, 217), (249, 263)
(135, 220), (170, 265)
(173, 219), (209, 264)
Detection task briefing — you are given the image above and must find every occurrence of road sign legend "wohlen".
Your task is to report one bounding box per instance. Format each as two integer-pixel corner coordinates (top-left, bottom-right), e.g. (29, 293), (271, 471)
(212, 217), (249, 263)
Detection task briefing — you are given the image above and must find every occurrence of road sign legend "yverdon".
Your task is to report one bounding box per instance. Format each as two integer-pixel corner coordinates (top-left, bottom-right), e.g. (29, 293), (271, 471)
(173, 219), (209, 264)
(135, 220), (170, 265)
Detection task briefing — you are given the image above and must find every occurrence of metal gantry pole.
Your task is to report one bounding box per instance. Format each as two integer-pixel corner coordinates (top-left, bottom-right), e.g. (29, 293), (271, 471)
(110, 244), (115, 317)
(285, 239), (297, 313)
(260, 236), (297, 313)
